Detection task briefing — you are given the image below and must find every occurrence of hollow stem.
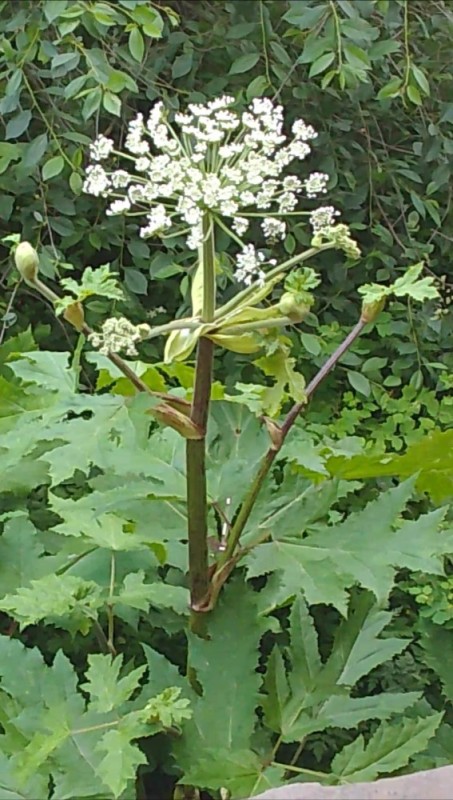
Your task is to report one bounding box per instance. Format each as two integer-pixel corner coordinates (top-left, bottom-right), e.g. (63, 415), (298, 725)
(187, 215), (216, 631)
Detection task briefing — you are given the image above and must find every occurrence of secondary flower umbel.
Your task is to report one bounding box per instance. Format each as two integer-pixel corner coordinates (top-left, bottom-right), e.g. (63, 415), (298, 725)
(83, 96), (329, 260)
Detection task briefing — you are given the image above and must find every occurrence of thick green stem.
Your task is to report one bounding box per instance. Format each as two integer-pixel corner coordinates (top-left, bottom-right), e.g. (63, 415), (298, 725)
(187, 215), (216, 627)
(216, 318), (366, 569)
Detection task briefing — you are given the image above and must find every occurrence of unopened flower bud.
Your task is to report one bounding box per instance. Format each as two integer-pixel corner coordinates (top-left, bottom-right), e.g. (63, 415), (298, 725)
(278, 292), (309, 322)
(63, 302), (85, 332)
(361, 297), (386, 324)
(14, 241), (39, 284)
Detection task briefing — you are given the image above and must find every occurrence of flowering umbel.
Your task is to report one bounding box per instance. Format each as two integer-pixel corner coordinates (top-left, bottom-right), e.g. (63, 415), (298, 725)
(83, 96), (352, 287)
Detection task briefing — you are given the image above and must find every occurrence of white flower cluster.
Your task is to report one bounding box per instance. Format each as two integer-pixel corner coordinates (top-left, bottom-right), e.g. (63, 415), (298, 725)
(89, 317), (151, 356)
(310, 206), (340, 232)
(235, 245), (277, 287)
(83, 96), (326, 256)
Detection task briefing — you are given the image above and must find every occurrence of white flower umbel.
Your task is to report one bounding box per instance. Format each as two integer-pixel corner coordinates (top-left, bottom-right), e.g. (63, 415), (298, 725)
(83, 97), (360, 284)
(84, 98), (330, 254)
(235, 245), (276, 287)
(262, 217), (286, 242)
(88, 317), (151, 356)
(310, 205), (340, 232)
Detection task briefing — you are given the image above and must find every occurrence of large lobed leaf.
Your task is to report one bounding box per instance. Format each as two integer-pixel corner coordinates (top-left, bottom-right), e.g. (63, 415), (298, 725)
(246, 479), (451, 614)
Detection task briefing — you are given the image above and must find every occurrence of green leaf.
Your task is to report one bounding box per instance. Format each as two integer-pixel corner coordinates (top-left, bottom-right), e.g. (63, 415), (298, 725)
(262, 592), (420, 744)
(420, 621), (453, 703)
(411, 64), (430, 95)
(246, 479), (449, 613)
(289, 595), (322, 690)
(69, 171), (83, 194)
(5, 110), (32, 140)
(176, 580), (265, 768)
(124, 267), (148, 294)
(182, 749), (284, 799)
(377, 77), (402, 99)
(42, 155), (65, 180)
(132, 4), (163, 37)
(103, 90), (121, 117)
(115, 571), (189, 615)
(347, 370), (371, 397)
(59, 264), (123, 304)
(407, 84), (422, 106)
(0, 573), (101, 630)
(308, 52), (335, 78)
(0, 514), (48, 597)
(81, 654), (146, 713)
(22, 133), (48, 169)
(172, 51), (194, 79)
(82, 87), (103, 120)
(129, 27), (145, 61)
(246, 75), (270, 100)
(207, 401), (269, 508)
(332, 714), (443, 782)
(229, 53), (260, 75)
(96, 728), (147, 799)
(254, 349), (305, 417)
(327, 428), (453, 503)
(301, 332), (321, 356)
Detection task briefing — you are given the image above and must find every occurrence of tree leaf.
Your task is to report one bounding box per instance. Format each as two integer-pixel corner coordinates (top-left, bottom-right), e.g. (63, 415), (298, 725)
(229, 53), (260, 75)
(347, 370), (371, 397)
(5, 110), (32, 140)
(308, 52), (335, 78)
(42, 155), (65, 180)
(129, 27), (145, 62)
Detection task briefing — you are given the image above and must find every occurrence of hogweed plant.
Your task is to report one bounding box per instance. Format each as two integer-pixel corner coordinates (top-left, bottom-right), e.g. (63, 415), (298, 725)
(14, 96), (437, 633)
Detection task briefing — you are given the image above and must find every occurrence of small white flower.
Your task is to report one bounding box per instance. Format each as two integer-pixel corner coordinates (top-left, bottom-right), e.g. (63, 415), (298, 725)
(139, 204), (172, 238)
(292, 119), (317, 141)
(232, 217), (249, 236)
(305, 172), (329, 198)
(83, 96), (335, 253)
(187, 223), (203, 250)
(90, 135), (114, 161)
(235, 244), (267, 286)
(106, 198), (132, 216)
(283, 175), (302, 192)
(111, 170), (132, 188)
(278, 192), (298, 213)
(135, 157), (151, 172)
(125, 113), (149, 156)
(83, 164), (110, 196)
(310, 205), (340, 231)
(262, 217), (286, 241)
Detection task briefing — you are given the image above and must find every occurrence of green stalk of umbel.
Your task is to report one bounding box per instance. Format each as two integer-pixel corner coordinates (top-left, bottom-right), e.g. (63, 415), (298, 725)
(186, 214), (216, 633)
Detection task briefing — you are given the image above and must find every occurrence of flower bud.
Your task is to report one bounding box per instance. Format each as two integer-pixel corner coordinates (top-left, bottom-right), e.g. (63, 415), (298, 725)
(208, 332), (262, 354)
(361, 297), (386, 324)
(278, 292), (309, 323)
(14, 241), (39, 284)
(63, 302), (85, 332)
